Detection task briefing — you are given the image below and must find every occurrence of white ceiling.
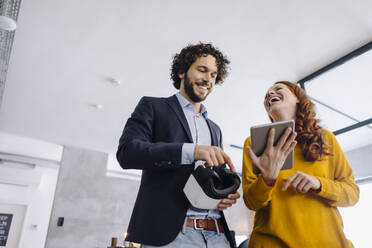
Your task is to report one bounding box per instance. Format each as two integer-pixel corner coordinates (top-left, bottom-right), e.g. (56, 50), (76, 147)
(0, 0), (371, 165)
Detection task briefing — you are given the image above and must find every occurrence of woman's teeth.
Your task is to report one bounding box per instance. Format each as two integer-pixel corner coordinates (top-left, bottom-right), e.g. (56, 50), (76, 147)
(269, 97), (281, 106)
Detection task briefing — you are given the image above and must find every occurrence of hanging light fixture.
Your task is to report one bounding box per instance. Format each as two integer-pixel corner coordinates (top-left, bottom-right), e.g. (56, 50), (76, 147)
(0, 15), (17, 31)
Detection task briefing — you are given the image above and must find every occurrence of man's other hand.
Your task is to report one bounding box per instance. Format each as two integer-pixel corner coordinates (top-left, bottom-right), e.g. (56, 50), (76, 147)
(217, 191), (240, 211)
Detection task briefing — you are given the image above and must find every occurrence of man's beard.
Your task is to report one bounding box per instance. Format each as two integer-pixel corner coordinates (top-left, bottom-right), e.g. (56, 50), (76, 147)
(184, 74), (208, 103)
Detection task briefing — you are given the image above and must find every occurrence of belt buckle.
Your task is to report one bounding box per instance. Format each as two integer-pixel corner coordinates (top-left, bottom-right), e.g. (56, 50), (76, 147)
(193, 219), (204, 230)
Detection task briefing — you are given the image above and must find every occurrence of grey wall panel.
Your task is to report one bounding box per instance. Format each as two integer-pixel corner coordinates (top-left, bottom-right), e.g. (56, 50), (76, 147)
(45, 146), (140, 248)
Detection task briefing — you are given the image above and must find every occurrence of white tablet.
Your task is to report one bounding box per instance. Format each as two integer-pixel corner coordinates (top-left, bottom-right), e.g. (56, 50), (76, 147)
(250, 120), (295, 174)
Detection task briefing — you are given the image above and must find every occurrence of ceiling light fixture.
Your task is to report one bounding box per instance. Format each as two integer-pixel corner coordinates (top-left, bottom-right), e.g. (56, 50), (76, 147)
(109, 78), (122, 87)
(90, 104), (103, 110)
(0, 16), (17, 31)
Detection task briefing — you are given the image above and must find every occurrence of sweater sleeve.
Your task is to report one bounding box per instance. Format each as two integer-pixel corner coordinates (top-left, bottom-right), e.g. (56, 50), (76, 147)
(242, 137), (275, 211)
(315, 130), (360, 207)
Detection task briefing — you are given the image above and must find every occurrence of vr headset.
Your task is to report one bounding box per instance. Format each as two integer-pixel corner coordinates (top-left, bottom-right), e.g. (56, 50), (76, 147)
(183, 165), (241, 210)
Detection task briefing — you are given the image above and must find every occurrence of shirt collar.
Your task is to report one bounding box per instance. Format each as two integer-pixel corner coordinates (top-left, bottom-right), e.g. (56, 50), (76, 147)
(176, 92), (208, 119)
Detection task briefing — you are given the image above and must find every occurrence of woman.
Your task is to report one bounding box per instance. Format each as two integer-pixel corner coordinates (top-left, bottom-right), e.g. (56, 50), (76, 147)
(242, 81), (359, 247)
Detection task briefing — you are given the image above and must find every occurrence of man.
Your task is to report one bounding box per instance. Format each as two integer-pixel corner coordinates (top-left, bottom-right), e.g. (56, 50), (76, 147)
(117, 43), (240, 248)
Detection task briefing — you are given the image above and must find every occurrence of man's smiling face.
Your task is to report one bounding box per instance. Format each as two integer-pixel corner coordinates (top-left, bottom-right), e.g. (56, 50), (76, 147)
(179, 54), (218, 103)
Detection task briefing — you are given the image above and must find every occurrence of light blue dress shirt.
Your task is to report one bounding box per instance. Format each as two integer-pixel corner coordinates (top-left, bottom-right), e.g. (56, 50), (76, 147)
(176, 93), (221, 219)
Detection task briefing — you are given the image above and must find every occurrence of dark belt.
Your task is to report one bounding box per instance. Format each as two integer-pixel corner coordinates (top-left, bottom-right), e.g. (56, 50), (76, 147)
(186, 218), (225, 233)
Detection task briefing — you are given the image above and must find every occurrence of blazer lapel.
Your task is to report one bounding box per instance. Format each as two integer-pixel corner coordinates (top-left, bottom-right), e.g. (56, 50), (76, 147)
(206, 119), (218, 147)
(166, 95), (193, 143)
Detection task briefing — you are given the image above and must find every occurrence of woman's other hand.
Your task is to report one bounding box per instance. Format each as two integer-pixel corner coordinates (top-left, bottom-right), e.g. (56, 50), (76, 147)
(246, 127), (297, 186)
(282, 171), (321, 193)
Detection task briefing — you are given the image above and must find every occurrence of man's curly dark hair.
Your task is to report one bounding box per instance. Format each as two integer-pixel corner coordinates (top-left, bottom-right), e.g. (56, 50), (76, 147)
(171, 43), (230, 89)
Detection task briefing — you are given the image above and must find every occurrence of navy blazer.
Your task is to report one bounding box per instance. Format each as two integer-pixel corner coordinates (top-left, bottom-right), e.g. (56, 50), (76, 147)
(117, 94), (234, 247)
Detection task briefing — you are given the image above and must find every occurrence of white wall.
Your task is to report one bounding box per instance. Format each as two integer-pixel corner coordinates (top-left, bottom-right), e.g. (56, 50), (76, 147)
(0, 160), (59, 248)
(340, 183), (372, 248)
(0, 132), (62, 248)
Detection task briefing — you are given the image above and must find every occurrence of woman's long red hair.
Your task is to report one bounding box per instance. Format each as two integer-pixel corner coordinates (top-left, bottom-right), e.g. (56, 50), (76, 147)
(273, 81), (332, 161)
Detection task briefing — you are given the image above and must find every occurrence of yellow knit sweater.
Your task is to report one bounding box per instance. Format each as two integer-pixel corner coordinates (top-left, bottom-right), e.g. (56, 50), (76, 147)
(242, 129), (359, 248)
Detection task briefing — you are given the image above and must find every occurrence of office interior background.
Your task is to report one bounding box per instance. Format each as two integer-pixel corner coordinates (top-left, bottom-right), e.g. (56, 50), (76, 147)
(0, 0), (371, 247)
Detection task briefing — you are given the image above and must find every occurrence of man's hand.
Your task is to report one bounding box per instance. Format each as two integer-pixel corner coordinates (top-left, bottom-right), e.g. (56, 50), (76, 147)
(194, 146), (239, 210)
(246, 127), (297, 186)
(194, 145), (236, 172)
(282, 171), (321, 193)
(217, 192), (240, 211)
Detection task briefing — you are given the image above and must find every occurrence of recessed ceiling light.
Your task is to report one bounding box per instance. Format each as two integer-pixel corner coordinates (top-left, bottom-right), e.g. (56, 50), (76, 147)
(90, 104), (103, 110)
(109, 78), (122, 87)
